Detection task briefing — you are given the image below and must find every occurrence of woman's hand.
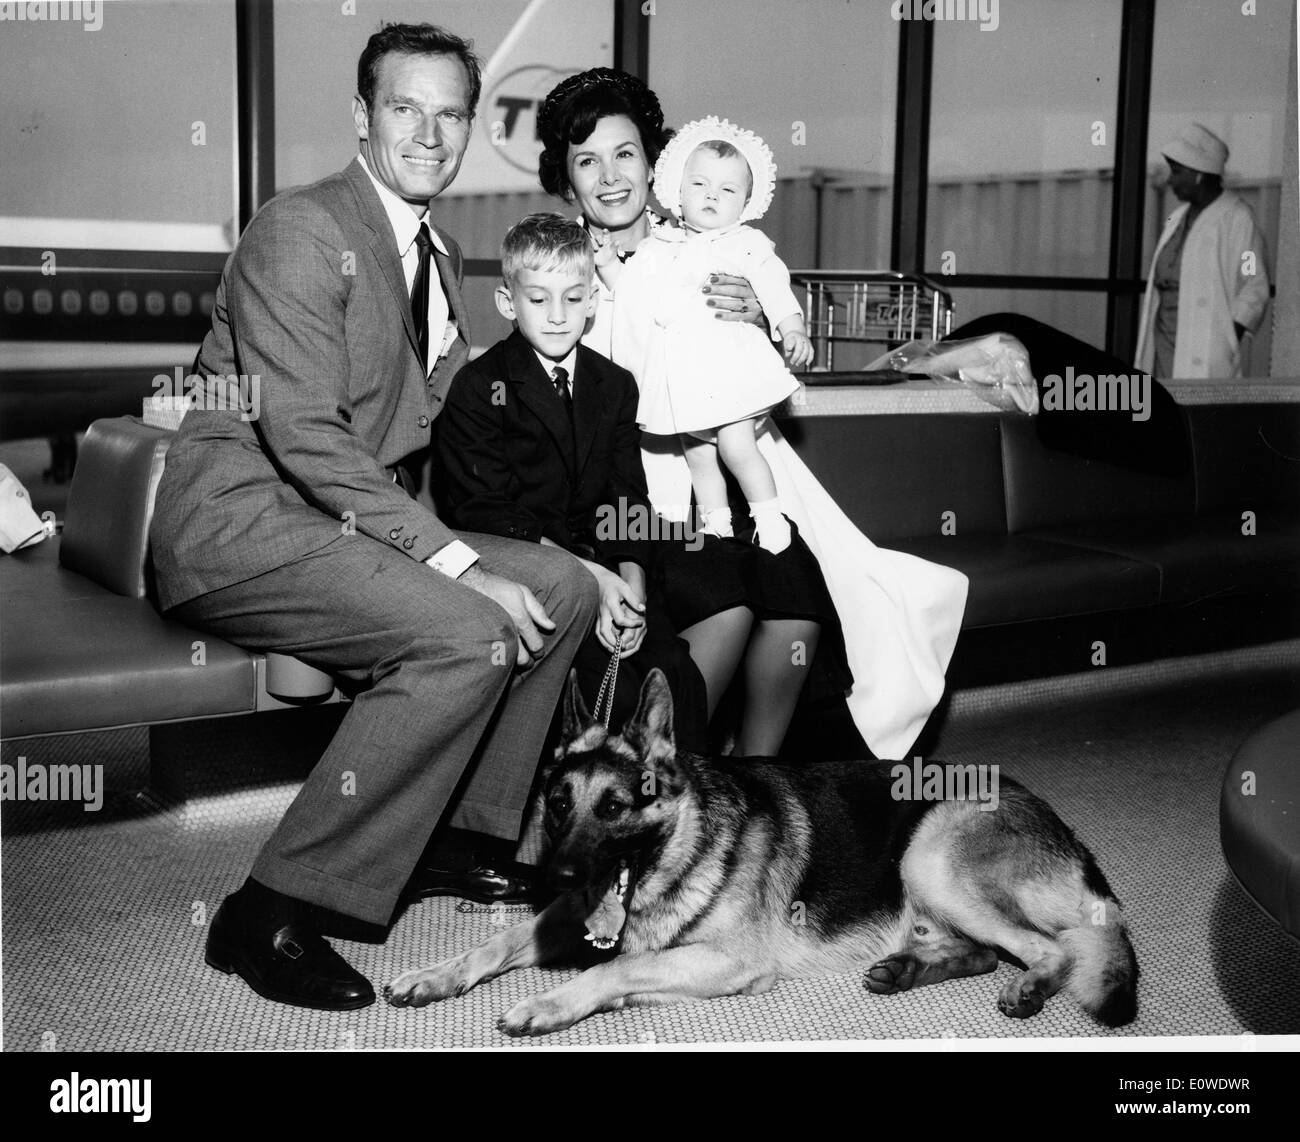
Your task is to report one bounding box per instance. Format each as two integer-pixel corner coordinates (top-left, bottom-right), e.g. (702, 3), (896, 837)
(702, 273), (764, 325)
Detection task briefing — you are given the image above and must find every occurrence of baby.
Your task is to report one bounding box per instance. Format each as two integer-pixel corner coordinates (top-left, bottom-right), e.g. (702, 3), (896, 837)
(599, 117), (813, 553)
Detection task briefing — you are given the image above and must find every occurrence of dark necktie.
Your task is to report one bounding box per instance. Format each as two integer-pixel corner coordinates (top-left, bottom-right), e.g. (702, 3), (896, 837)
(411, 222), (433, 371)
(552, 365), (573, 423)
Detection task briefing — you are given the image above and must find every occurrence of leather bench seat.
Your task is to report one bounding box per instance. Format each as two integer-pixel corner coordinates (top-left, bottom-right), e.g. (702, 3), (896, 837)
(1031, 513), (1300, 605)
(887, 532), (1161, 628)
(779, 413), (1008, 543)
(0, 538), (255, 737)
(1221, 709), (1300, 940)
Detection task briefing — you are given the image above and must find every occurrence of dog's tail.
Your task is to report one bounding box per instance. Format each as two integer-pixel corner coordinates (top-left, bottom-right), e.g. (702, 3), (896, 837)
(1060, 886), (1139, 1027)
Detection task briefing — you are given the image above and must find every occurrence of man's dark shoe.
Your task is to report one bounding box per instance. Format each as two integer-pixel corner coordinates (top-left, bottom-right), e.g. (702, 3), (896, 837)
(205, 896), (375, 1011)
(402, 863), (539, 906)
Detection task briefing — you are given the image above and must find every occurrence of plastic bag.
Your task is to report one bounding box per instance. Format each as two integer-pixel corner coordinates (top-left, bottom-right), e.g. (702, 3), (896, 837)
(865, 333), (1039, 414)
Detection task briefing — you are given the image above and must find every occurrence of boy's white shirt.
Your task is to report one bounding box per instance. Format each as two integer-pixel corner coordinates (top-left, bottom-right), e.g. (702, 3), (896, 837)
(533, 347), (578, 394)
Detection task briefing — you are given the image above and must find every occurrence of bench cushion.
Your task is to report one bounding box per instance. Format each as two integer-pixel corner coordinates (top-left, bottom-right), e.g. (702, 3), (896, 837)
(779, 413), (1007, 542)
(1032, 513), (1300, 605)
(1001, 415), (1197, 534)
(60, 416), (174, 600)
(886, 533), (1161, 627)
(1, 539), (255, 736)
(1188, 404), (1300, 516)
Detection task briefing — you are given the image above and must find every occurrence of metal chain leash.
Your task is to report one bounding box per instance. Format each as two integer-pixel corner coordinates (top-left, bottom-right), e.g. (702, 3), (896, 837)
(592, 632), (624, 728)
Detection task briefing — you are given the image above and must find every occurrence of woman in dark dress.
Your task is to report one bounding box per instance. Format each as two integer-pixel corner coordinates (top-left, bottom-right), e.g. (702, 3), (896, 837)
(535, 69), (850, 756)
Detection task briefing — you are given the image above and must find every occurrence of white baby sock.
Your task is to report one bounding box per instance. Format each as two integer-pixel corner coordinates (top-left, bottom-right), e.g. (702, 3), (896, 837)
(698, 506), (735, 539)
(749, 499), (791, 554)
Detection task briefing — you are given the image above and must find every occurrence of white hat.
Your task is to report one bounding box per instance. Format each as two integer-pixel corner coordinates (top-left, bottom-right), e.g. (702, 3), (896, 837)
(1161, 123), (1228, 176)
(653, 116), (778, 223)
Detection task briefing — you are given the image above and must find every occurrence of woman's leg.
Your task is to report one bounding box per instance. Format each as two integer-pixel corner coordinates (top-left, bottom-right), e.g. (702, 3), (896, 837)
(678, 605), (754, 718)
(736, 617), (821, 757)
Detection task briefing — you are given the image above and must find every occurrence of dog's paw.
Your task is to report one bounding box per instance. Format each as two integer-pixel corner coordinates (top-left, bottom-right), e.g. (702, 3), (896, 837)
(497, 995), (579, 1037)
(997, 976), (1046, 1019)
(864, 954), (919, 995)
(384, 963), (475, 1008)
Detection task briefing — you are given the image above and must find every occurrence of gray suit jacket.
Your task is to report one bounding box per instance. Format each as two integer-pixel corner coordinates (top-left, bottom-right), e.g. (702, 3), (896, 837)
(151, 158), (470, 611)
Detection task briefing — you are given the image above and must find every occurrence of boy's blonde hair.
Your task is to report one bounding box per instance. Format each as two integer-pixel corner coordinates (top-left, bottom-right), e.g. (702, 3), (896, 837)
(501, 213), (594, 287)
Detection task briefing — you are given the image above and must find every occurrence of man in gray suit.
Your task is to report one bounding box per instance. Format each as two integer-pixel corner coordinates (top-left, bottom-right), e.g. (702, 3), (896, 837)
(150, 23), (597, 1011)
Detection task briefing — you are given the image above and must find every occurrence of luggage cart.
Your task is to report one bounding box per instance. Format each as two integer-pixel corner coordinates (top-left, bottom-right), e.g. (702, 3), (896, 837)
(790, 270), (954, 373)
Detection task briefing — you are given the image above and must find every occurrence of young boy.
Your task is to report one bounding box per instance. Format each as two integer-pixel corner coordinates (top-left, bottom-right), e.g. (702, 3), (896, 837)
(437, 213), (707, 746)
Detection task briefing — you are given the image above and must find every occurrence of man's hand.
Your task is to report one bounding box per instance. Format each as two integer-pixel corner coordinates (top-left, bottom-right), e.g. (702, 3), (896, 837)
(459, 564), (556, 668)
(702, 273), (764, 324)
(783, 329), (814, 370)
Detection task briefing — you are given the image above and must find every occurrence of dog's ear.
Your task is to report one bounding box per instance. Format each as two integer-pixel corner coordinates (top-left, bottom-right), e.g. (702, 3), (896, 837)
(622, 668), (676, 760)
(561, 669), (594, 742)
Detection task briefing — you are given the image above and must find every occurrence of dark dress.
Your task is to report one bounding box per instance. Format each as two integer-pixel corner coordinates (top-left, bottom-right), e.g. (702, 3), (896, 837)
(650, 486), (853, 714)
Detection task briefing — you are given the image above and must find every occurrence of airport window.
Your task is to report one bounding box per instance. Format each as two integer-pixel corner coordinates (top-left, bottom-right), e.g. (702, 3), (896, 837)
(0, 0), (237, 254)
(923, 0), (1124, 347)
(647, 0), (899, 272)
(1144, 0), (1293, 375)
(274, 0), (614, 259)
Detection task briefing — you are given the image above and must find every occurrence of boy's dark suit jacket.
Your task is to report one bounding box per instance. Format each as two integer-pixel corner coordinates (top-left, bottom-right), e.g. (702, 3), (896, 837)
(437, 329), (650, 570)
(438, 329), (708, 750)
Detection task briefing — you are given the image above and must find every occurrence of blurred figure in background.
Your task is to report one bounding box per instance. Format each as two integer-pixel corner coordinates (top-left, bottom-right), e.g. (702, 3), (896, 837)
(1136, 123), (1271, 379)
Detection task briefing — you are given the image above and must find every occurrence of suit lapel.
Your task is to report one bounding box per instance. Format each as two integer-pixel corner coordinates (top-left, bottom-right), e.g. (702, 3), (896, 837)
(432, 237), (467, 337)
(572, 346), (607, 478)
(343, 161), (423, 363)
(371, 230), (421, 362)
(506, 332), (577, 476)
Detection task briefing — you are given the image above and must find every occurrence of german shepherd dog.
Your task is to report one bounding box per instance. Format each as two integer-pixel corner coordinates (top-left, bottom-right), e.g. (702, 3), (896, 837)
(386, 671), (1138, 1036)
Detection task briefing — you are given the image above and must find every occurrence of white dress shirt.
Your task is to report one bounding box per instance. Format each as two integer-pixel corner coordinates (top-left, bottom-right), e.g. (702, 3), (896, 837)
(534, 347), (578, 396)
(355, 152), (454, 374)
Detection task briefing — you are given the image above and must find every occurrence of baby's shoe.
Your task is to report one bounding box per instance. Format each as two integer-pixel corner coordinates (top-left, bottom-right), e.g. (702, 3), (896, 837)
(748, 500), (791, 554)
(699, 507), (735, 539)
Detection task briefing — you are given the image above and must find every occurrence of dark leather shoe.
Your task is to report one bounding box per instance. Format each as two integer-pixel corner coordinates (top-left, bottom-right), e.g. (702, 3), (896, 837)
(402, 864), (538, 906)
(205, 897), (375, 1011)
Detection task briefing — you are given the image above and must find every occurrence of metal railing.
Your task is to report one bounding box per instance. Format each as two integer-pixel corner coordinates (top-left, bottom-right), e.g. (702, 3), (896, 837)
(790, 270), (954, 370)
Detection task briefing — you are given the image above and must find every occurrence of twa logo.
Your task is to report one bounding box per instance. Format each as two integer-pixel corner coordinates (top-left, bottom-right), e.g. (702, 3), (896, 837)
(480, 65), (578, 173)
